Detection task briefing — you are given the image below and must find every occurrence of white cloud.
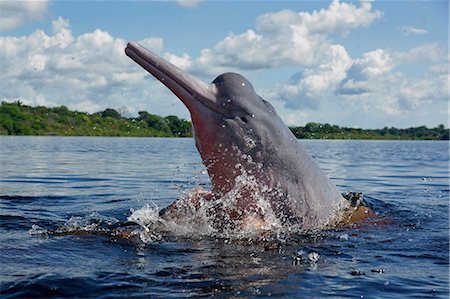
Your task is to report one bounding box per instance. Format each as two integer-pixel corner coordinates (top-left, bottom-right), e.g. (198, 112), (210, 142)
(397, 73), (448, 110)
(153, 2), (384, 122)
(72, 100), (102, 114)
(28, 54), (48, 72)
(187, 0), (384, 112)
(401, 26), (428, 36)
(138, 37), (164, 54)
(0, 17), (188, 117)
(268, 44), (353, 109)
(193, 0), (382, 74)
(347, 49), (395, 81)
(163, 53), (192, 70)
(260, 35), (446, 123)
(176, 0), (203, 9)
(396, 43), (445, 64)
(112, 72), (147, 84)
(296, 0), (383, 35)
(256, 0), (382, 37)
(335, 45), (448, 118)
(0, 1), (48, 32)
(256, 9), (299, 34)
(52, 16), (70, 34)
(357, 49), (394, 77)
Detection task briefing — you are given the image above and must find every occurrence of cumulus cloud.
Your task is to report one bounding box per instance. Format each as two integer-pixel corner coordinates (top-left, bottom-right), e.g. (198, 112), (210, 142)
(295, 0), (383, 35)
(336, 45), (448, 117)
(338, 48), (395, 95)
(190, 1), (443, 123)
(0, 17), (187, 117)
(192, 0), (381, 74)
(352, 49), (395, 79)
(190, 0), (380, 109)
(191, 1), (444, 124)
(0, 1), (48, 32)
(267, 44), (353, 109)
(175, 0), (385, 114)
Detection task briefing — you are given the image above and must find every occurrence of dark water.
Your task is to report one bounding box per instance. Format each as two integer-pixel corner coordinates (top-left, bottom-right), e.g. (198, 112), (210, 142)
(1, 136), (448, 298)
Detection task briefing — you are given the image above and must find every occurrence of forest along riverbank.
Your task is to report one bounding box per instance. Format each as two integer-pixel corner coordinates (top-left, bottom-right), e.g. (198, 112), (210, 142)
(1, 102), (448, 140)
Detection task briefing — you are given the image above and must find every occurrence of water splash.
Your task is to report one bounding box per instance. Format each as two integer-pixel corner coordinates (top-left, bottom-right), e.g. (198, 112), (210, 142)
(128, 168), (292, 243)
(128, 203), (164, 242)
(28, 224), (48, 235)
(29, 212), (128, 238)
(57, 212), (119, 233)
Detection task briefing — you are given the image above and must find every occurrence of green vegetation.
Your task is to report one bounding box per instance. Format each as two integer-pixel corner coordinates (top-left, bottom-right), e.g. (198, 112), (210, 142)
(0, 101), (191, 137)
(0, 101), (448, 140)
(289, 122), (449, 140)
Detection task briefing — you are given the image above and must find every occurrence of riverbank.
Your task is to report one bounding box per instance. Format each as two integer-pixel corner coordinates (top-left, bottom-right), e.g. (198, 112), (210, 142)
(1, 102), (448, 140)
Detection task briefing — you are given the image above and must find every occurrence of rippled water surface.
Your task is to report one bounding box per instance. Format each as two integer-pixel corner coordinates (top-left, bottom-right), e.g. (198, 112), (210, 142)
(1, 137), (448, 298)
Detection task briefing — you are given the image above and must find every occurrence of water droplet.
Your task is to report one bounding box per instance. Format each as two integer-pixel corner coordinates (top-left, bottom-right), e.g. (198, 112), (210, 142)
(227, 99), (232, 103)
(339, 234), (349, 241)
(241, 82), (245, 86)
(28, 224), (48, 235)
(308, 252), (320, 263)
(251, 114), (255, 118)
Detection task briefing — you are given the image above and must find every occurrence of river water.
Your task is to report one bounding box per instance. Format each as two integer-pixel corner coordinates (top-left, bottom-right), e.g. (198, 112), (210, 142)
(0, 137), (448, 298)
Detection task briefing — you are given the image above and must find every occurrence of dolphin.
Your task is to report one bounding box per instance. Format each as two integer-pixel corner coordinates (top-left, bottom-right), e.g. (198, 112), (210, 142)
(125, 42), (349, 232)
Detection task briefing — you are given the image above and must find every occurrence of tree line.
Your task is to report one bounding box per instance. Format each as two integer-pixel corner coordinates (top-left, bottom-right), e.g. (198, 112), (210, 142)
(289, 122), (449, 140)
(0, 102), (191, 137)
(0, 101), (448, 140)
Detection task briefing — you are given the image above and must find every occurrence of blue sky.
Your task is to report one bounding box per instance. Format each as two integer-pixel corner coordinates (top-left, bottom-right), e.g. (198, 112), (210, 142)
(1, 0), (448, 128)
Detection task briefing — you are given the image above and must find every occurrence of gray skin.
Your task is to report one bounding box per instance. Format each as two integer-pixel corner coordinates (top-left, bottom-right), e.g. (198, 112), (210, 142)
(125, 42), (348, 230)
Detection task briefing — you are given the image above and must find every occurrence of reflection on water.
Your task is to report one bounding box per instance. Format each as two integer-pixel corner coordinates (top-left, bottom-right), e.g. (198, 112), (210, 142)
(0, 137), (448, 298)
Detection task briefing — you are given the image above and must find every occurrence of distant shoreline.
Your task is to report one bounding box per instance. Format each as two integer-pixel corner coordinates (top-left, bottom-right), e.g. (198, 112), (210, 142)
(1, 101), (448, 140)
(0, 135), (448, 141)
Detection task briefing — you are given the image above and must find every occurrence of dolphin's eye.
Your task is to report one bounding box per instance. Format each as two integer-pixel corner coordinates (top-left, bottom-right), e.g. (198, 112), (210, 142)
(240, 116), (248, 123)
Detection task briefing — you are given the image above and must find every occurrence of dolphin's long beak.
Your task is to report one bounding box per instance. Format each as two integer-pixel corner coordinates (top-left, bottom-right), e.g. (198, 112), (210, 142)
(125, 42), (217, 114)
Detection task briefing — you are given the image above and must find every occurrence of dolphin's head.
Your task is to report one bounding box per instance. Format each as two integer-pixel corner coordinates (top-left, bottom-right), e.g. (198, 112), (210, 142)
(125, 42), (292, 193)
(206, 71), (283, 148)
(211, 72), (269, 119)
